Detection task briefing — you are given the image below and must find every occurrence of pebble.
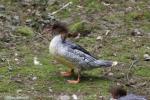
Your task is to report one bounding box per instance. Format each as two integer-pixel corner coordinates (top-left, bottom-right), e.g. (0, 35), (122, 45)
(14, 58), (19, 61)
(128, 79), (136, 85)
(99, 96), (104, 99)
(35, 10), (41, 16)
(144, 54), (150, 61)
(0, 5), (5, 11)
(15, 53), (18, 56)
(48, 87), (53, 92)
(4, 96), (29, 100)
(108, 72), (114, 76)
(12, 16), (20, 25)
(59, 95), (70, 100)
(25, 19), (32, 23)
(16, 89), (22, 94)
(131, 29), (143, 36)
(72, 94), (78, 100)
(32, 76), (37, 81)
(21, 0), (32, 6)
(126, 7), (133, 12)
(34, 57), (42, 65)
(117, 82), (121, 86)
(25, 19), (32, 26)
(96, 36), (103, 40)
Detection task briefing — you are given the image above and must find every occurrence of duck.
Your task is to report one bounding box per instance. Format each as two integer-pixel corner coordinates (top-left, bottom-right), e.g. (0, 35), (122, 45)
(110, 86), (147, 100)
(47, 22), (118, 84)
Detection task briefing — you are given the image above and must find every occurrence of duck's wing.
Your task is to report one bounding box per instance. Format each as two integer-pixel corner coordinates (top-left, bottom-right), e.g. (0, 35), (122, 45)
(62, 40), (115, 68)
(63, 46), (114, 69)
(64, 40), (93, 57)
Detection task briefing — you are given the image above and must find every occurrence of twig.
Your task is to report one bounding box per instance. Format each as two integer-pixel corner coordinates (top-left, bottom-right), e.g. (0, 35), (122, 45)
(105, 30), (110, 36)
(126, 60), (139, 81)
(52, 2), (73, 15)
(7, 59), (11, 67)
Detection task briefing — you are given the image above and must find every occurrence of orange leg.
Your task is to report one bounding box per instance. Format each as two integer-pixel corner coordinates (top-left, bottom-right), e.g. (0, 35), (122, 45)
(67, 72), (80, 84)
(60, 69), (74, 77)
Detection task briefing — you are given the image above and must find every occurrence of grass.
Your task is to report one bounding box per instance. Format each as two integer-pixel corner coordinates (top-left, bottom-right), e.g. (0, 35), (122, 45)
(135, 67), (150, 77)
(1, 33), (148, 98)
(15, 26), (34, 37)
(0, 44), (112, 98)
(0, 0), (150, 99)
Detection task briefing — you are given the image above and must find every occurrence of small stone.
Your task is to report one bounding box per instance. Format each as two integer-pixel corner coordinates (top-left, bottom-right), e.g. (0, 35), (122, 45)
(0, 5), (5, 11)
(89, 78), (93, 81)
(96, 36), (103, 40)
(128, 79), (136, 85)
(121, 73), (125, 75)
(117, 82), (121, 86)
(12, 16), (20, 25)
(144, 54), (150, 61)
(25, 19), (32, 23)
(4, 96), (29, 100)
(0, 13), (6, 19)
(47, 13), (55, 20)
(131, 29), (143, 36)
(31, 86), (34, 90)
(21, 0), (32, 6)
(25, 19), (32, 26)
(32, 76), (37, 81)
(130, 0), (136, 3)
(108, 72), (114, 76)
(59, 95), (70, 100)
(146, 47), (150, 50)
(27, 9), (31, 13)
(16, 89), (22, 93)
(113, 53), (117, 56)
(1, 58), (6, 62)
(35, 10), (41, 16)
(47, 0), (56, 5)
(14, 58), (19, 61)
(48, 87), (53, 92)
(99, 96), (104, 99)
(34, 57), (42, 65)
(110, 98), (116, 100)
(77, 5), (83, 8)
(13, 16), (19, 20)
(15, 53), (18, 56)
(72, 94), (78, 100)
(102, 2), (110, 6)
(125, 7), (133, 12)
(132, 38), (136, 42)
(14, 79), (22, 83)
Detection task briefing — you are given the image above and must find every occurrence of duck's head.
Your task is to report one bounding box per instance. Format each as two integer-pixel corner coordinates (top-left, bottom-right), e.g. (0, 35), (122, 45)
(43, 21), (68, 40)
(110, 86), (127, 99)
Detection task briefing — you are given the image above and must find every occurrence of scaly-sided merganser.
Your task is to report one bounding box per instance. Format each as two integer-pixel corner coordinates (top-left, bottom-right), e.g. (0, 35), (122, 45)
(48, 22), (118, 84)
(110, 86), (147, 100)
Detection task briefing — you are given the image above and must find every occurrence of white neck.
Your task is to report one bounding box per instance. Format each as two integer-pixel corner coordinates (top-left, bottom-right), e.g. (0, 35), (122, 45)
(49, 34), (63, 55)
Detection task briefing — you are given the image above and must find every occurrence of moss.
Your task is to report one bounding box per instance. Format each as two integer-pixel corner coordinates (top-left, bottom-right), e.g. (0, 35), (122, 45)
(85, 0), (105, 12)
(16, 26), (34, 37)
(135, 67), (150, 77)
(69, 21), (92, 33)
(57, 9), (70, 18)
(143, 10), (150, 21)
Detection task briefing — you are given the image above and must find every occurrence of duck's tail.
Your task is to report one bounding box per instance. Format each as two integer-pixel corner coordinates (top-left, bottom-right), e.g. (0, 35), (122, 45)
(94, 60), (118, 68)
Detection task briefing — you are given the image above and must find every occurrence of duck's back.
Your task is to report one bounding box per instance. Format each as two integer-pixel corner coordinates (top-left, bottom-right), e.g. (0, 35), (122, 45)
(118, 94), (147, 100)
